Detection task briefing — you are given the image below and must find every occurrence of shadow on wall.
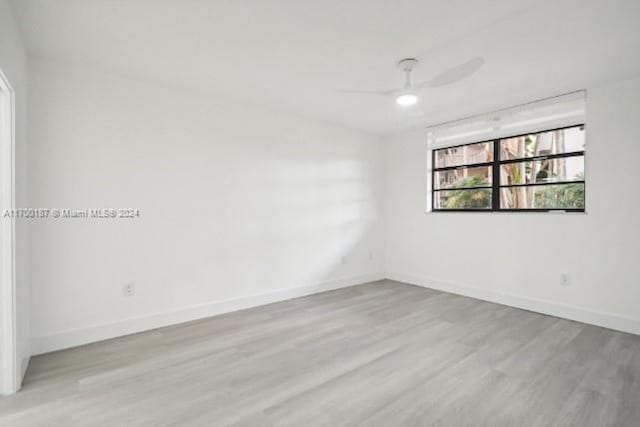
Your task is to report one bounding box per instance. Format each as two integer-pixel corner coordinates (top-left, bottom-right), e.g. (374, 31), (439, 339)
(216, 144), (380, 292)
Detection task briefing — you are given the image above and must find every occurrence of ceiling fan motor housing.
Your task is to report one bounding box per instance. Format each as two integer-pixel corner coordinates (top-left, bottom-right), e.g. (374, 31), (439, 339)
(398, 58), (419, 72)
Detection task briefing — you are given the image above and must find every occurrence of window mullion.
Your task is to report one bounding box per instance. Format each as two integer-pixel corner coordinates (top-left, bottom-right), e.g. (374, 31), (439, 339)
(431, 149), (435, 211)
(492, 140), (500, 210)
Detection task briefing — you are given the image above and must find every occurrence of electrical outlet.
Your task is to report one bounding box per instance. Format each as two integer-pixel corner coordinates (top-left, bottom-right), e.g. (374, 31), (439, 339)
(368, 252), (374, 261)
(341, 256), (347, 265)
(123, 283), (135, 297)
(560, 273), (571, 286)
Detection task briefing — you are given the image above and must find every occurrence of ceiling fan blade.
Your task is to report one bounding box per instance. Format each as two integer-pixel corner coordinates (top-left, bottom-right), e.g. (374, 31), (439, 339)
(419, 56), (485, 88)
(338, 87), (399, 96)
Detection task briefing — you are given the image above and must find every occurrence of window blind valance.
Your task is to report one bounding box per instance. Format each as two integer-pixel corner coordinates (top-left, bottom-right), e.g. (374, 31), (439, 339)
(426, 91), (586, 149)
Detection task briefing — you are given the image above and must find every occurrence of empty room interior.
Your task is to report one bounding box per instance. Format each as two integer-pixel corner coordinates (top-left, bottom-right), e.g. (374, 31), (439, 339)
(1, 0), (640, 425)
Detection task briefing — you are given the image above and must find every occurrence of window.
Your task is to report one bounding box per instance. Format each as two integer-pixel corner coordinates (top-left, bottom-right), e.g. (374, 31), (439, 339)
(431, 125), (585, 212)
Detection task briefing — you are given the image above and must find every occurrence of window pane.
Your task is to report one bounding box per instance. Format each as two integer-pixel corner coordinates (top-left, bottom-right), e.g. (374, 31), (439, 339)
(500, 183), (585, 209)
(434, 188), (492, 210)
(434, 166), (492, 190)
(500, 155), (584, 185)
(500, 126), (585, 160)
(435, 141), (493, 168)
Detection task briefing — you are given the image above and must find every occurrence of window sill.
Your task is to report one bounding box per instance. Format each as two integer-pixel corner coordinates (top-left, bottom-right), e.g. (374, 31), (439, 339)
(425, 209), (587, 215)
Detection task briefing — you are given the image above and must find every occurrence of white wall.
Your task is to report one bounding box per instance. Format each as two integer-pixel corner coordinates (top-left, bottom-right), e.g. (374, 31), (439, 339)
(28, 58), (386, 354)
(385, 75), (640, 335)
(23, 34), (640, 358)
(0, 0), (30, 390)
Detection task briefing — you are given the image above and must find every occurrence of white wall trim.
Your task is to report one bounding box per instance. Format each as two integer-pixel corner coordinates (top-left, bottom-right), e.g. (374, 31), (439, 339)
(387, 272), (640, 336)
(20, 355), (30, 383)
(29, 271), (640, 355)
(31, 272), (385, 355)
(0, 67), (17, 395)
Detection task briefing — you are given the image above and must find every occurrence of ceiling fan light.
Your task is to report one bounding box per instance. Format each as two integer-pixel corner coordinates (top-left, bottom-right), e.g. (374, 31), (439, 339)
(396, 93), (419, 106)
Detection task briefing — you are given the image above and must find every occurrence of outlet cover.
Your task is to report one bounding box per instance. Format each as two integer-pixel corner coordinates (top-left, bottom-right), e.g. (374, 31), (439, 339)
(123, 283), (135, 297)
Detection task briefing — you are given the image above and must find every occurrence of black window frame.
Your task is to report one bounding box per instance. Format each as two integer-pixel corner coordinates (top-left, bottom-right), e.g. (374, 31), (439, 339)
(430, 124), (585, 212)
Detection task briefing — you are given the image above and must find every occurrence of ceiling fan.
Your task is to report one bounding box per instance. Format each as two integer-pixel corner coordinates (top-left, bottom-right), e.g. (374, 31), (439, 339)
(340, 56), (484, 107)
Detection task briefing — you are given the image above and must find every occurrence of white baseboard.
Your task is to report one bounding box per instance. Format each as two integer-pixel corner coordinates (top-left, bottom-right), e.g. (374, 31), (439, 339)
(387, 272), (640, 336)
(31, 272), (385, 355)
(33, 271), (637, 355)
(19, 356), (30, 385)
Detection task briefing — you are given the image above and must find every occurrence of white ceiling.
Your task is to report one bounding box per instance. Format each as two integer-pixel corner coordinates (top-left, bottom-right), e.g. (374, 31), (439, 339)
(10, 0), (640, 134)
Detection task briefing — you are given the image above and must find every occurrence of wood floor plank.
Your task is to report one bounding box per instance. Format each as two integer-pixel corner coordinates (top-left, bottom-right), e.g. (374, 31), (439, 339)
(0, 280), (639, 427)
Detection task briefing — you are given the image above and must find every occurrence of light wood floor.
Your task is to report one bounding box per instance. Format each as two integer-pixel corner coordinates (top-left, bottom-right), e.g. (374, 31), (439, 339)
(1, 280), (639, 426)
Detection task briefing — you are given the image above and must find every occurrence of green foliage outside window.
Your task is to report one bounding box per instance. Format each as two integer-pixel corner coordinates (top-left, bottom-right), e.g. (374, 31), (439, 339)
(442, 174), (584, 209)
(444, 176), (491, 209)
(534, 173), (585, 209)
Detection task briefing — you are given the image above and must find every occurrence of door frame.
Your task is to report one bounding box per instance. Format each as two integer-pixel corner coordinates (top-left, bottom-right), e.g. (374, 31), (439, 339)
(0, 66), (17, 395)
